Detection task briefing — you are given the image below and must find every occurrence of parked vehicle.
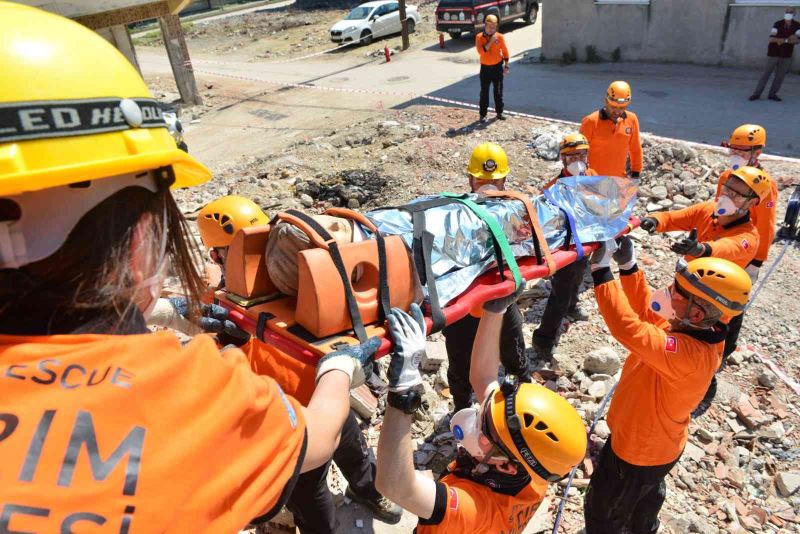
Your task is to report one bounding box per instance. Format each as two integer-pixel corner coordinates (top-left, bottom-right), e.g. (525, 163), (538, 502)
(161, 104), (188, 153)
(435, 0), (538, 39)
(330, 0), (421, 46)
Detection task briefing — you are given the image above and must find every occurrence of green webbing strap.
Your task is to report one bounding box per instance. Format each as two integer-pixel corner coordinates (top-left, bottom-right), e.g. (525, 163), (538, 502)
(441, 193), (524, 290)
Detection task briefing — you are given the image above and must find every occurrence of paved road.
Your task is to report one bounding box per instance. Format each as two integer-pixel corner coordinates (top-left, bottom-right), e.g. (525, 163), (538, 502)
(140, 4), (800, 163)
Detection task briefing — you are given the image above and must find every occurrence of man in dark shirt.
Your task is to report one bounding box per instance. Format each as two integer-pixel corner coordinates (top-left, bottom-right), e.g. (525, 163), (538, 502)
(750, 7), (800, 102)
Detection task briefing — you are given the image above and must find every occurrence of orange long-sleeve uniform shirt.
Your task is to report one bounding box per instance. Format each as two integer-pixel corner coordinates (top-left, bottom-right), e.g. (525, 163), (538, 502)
(592, 266), (726, 466)
(651, 201), (759, 268)
(0, 330), (307, 532)
(475, 32), (509, 66)
(716, 167), (778, 265)
(416, 469), (548, 533)
(579, 109), (643, 178)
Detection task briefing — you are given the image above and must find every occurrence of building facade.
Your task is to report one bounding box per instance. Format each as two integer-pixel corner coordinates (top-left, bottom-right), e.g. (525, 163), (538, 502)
(542, 1), (800, 73)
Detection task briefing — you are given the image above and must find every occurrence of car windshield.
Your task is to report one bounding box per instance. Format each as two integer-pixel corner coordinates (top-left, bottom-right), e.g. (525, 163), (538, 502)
(346, 6), (373, 19)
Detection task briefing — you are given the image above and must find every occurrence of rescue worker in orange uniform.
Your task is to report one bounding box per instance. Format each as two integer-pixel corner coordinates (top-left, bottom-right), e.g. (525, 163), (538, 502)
(443, 142), (530, 414)
(718, 125), (779, 284)
(640, 166), (772, 363)
(580, 81), (643, 179)
(0, 5), (378, 532)
(475, 14), (510, 122)
(197, 197), (403, 530)
(584, 237), (752, 534)
(532, 133), (599, 361)
(376, 292), (587, 532)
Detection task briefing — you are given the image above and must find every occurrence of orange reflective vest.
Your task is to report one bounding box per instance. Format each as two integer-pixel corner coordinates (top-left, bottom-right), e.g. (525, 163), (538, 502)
(716, 168), (778, 265)
(593, 267), (725, 466)
(579, 109), (643, 178)
(416, 473), (547, 533)
(652, 201), (759, 268)
(0, 332), (306, 531)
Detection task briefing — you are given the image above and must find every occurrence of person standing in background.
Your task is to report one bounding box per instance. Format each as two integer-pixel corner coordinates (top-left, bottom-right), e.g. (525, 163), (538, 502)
(750, 7), (799, 102)
(475, 14), (510, 123)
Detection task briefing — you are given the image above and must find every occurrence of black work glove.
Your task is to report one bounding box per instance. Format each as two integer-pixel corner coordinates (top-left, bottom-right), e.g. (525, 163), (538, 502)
(483, 283), (525, 314)
(639, 217), (658, 234)
(169, 298), (250, 341)
(671, 229), (707, 257)
(631, 171), (641, 179)
(613, 235), (636, 270)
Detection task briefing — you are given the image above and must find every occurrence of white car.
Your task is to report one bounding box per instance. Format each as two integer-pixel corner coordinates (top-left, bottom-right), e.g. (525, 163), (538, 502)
(330, 1), (421, 45)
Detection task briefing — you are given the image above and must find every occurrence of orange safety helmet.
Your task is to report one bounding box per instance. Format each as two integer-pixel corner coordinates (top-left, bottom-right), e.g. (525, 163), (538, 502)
(729, 166), (773, 202)
(485, 379), (587, 482)
(605, 81), (631, 108)
(560, 133), (590, 155)
(728, 124), (766, 150)
(675, 257), (751, 318)
(198, 195), (269, 248)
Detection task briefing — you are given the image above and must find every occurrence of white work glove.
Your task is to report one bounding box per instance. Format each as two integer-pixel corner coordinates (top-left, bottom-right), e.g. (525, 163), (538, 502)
(589, 240), (616, 272)
(386, 303), (426, 393)
(745, 263), (760, 285)
(612, 235), (637, 271)
(316, 337), (380, 389)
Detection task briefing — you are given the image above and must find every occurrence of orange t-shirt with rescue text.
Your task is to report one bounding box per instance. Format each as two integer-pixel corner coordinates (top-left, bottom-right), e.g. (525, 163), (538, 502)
(0, 332), (306, 533)
(716, 168), (778, 264)
(475, 32), (509, 65)
(416, 474), (547, 533)
(594, 268), (724, 466)
(580, 109), (643, 178)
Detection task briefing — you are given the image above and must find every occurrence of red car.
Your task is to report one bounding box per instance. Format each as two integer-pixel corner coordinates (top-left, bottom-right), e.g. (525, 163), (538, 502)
(435, 0), (538, 39)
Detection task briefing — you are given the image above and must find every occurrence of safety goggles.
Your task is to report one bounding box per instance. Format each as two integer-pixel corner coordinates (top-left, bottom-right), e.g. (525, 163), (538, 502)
(721, 182), (757, 202)
(606, 96), (630, 106)
(481, 376), (567, 483)
(674, 258), (745, 313)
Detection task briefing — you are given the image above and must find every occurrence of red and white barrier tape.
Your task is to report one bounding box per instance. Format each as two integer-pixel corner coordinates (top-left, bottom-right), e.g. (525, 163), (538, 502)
(194, 66), (800, 163)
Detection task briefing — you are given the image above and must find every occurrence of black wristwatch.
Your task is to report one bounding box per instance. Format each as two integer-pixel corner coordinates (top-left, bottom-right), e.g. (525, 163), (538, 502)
(387, 385), (424, 414)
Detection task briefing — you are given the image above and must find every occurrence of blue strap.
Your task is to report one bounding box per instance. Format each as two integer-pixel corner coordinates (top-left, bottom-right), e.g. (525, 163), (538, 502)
(543, 186), (584, 260)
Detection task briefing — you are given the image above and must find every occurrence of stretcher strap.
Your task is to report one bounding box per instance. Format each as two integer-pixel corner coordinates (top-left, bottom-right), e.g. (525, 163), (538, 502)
(412, 210), (446, 333)
(325, 207), (392, 322)
(282, 209), (369, 342)
(441, 193), (524, 290)
(483, 190), (556, 275)
(542, 187), (584, 260)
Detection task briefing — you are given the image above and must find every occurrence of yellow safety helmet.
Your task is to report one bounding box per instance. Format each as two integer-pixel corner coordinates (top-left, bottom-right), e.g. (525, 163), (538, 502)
(729, 166), (773, 202)
(560, 133), (590, 155)
(728, 124), (766, 150)
(605, 81), (632, 108)
(485, 14), (498, 25)
(0, 2), (211, 197)
(198, 196), (269, 248)
(468, 142), (510, 180)
(486, 379), (587, 482)
(675, 257), (751, 318)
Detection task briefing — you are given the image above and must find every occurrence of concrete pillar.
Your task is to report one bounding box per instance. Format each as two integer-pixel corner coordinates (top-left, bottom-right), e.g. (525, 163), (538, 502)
(97, 25), (141, 74)
(158, 14), (202, 105)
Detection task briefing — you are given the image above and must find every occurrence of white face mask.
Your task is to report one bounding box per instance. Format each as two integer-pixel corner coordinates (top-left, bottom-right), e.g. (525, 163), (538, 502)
(476, 183), (499, 193)
(566, 161), (587, 176)
(714, 195), (739, 217)
(139, 210), (169, 320)
(649, 287), (676, 321)
(785, 13), (795, 21)
(450, 407), (485, 460)
(729, 155), (748, 170)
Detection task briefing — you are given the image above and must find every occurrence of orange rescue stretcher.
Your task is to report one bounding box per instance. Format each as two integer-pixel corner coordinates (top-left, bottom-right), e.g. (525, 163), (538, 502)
(214, 191), (640, 365)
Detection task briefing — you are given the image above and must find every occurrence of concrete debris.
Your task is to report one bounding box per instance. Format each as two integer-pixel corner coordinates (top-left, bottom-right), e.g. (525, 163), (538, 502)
(422, 340), (448, 372)
(775, 472), (800, 497)
(583, 347), (621, 375)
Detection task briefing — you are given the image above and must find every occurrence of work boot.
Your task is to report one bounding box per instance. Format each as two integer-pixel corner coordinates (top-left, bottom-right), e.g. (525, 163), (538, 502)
(532, 343), (554, 363)
(345, 486), (403, 524)
(479, 115), (488, 123)
(567, 304), (590, 322)
(768, 94), (782, 102)
(496, 113), (506, 121)
(748, 94), (759, 101)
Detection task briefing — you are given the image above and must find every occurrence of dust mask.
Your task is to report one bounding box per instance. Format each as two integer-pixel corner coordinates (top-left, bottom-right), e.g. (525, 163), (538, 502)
(450, 407), (485, 460)
(567, 161), (587, 176)
(785, 13), (794, 21)
(649, 288), (676, 321)
(729, 155), (748, 170)
(476, 183), (499, 193)
(714, 195), (739, 217)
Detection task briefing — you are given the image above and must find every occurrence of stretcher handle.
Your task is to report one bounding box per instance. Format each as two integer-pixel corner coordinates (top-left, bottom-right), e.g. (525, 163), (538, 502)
(274, 211), (332, 249)
(324, 207), (380, 234)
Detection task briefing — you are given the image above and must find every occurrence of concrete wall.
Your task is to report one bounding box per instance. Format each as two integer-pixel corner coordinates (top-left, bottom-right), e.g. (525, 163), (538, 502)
(542, 1), (799, 72)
